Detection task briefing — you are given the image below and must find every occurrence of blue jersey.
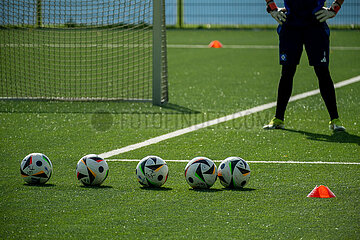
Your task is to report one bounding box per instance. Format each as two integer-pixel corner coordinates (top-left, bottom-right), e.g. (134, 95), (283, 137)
(283, 0), (326, 26)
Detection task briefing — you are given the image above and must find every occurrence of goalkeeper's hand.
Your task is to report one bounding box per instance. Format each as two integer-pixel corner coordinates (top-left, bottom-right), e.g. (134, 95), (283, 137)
(315, 7), (336, 22)
(266, 1), (287, 25)
(270, 8), (287, 25)
(315, 1), (342, 22)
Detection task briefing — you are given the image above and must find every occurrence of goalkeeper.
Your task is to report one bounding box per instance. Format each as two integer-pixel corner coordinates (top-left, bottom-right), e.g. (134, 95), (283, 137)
(263, 0), (346, 131)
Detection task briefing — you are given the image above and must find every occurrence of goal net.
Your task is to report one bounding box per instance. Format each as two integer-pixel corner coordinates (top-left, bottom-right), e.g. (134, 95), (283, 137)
(0, 0), (168, 104)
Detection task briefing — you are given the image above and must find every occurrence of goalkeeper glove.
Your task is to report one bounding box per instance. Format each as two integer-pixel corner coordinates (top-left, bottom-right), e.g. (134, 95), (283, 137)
(315, 1), (342, 23)
(266, 0), (287, 25)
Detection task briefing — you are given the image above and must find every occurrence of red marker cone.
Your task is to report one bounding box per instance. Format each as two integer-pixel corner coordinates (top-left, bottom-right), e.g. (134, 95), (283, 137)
(209, 40), (223, 48)
(307, 185), (336, 198)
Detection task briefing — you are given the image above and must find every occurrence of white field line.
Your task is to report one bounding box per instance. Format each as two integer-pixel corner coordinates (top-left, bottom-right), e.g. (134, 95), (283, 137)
(106, 159), (360, 165)
(167, 44), (360, 51)
(99, 75), (360, 159)
(1, 43), (360, 50)
(167, 44), (279, 49)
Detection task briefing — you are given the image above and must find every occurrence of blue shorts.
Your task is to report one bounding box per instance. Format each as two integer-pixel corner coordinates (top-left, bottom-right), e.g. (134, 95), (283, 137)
(277, 23), (330, 66)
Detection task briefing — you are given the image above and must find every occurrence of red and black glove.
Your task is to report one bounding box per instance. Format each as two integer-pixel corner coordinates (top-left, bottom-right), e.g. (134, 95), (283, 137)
(315, 0), (343, 22)
(266, 0), (287, 25)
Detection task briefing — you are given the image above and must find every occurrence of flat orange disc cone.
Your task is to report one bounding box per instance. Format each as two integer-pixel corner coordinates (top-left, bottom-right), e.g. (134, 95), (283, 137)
(307, 185), (336, 198)
(209, 40), (223, 48)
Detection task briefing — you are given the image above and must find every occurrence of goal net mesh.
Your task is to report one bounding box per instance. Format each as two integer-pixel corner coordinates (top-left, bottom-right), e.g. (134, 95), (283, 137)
(0, 0), (168, 102)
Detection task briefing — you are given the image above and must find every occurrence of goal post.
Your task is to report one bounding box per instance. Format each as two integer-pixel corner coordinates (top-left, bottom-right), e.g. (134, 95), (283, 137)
(0, 0), (168, 105)
(36, 0), (42, 28)
(153, 0), (168, 105)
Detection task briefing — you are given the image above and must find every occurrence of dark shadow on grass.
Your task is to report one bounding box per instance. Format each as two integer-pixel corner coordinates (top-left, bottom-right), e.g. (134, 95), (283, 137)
(79, 185), (113, 189)
(189, 188), (223, 192)
(160, 103), (201, 114)
(140, 186), (173, 191)
(23, 183), (56, 187)
(221, 187), (257, 192)
(283, 129), (360, 146)
(0, 100), (201, 115)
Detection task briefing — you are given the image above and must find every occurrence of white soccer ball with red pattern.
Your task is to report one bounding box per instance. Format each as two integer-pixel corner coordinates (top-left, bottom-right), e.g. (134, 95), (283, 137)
(76, 154), (109, 186)
(20, 153), (53, 184)
(136, 156), (168, 187)
(218, 157), (251, 188)
(184, 157), (217, 189)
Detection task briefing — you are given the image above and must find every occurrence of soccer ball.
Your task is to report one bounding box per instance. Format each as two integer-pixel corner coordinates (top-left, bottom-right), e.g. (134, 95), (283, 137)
(218, 157), (251, 188)
(76, 154), (109, 186)
(184, 157), (217, 189)
(20, 153), (53, 184)
(136, 156), (168, 187)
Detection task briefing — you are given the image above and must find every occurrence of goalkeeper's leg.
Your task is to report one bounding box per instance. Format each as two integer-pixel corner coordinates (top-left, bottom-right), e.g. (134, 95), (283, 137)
(263, 64), (297, 130)
(314, 65), (339, 120)
(275, 64), (297, 121)
(264, 25), (302, 130)
(314, 65), (345, 131)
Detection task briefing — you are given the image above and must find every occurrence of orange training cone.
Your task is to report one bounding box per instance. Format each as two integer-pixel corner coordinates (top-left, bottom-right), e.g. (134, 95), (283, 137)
(307, 185), (336, 198)
(209, 40), (223, 48)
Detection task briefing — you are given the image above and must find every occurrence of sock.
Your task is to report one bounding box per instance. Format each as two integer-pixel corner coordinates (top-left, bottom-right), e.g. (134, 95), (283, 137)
(275, 65), (297, 121)
(314, 66), (339, 120)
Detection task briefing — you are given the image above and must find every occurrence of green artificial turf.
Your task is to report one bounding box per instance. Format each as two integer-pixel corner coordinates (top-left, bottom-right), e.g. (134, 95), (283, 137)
(1, 162), (359, 239)
(0, 29), (359, 239)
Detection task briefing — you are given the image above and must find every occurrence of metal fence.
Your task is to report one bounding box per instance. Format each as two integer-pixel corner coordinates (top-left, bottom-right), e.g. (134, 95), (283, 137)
(165, 0), (360, 28)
